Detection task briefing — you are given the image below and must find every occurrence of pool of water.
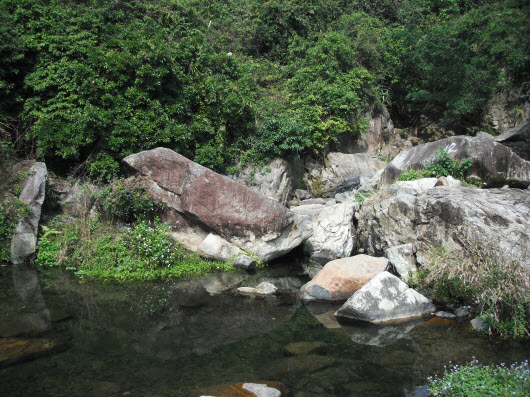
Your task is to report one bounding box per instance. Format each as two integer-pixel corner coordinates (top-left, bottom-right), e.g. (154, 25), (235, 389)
(1, 264), (529, 397)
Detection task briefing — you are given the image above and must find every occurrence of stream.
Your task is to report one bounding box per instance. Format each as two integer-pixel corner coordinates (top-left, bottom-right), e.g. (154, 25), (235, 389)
(1, 262), (529, 397)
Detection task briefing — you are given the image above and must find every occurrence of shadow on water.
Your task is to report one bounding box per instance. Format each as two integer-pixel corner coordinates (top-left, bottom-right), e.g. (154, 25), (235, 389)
(1, 265), (529, 397)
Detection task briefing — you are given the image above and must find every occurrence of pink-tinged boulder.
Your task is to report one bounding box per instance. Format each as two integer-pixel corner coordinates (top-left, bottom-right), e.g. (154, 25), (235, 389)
(123, 148), (303, 262)
(300, 255), (389, 302)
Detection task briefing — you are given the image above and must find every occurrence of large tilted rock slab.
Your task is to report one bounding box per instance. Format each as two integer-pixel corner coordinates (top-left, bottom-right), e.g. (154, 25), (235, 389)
(360, 186), (530, 266)
(335, 272), (435, 323)
(10, 162), (47, 264)
(291, 202), (357, 264)
(123, 148), (303, 262)
(305, 152), (386, 197)
(381, 135), (530, 185)
(300, 255), (388, 302)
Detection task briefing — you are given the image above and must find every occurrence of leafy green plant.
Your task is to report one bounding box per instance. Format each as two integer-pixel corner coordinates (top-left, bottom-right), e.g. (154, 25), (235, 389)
(95, 180), (165, 223)
(428, 359), (530, 396)
(399, 148), (473, 182)
(36, 217), (233, 283)
(354, 191), (374, 204)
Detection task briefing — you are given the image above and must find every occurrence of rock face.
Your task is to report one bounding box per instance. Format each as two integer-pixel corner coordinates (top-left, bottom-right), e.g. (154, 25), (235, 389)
(300, 255), (389, 302)
(232, 158), (303, 205)
(360, 186), (530, 266)
(381, 135), (530, 185)
(123, 148), (303, 262)
(495, 120), (530, 161)
(10, 162), (47, 264)
(291, 202), (357, 263)
(335, 272), (435, 323)
(305, 152), (386, 197)
(385, 244), (416, 283)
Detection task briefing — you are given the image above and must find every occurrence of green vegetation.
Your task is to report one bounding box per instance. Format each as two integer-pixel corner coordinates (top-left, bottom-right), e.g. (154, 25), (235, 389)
(0, 0), (527, 181)
(414, 237), (530, 339)
(36, 217), (233, 283)
(399, 148), (473, 181)
(428, 359), (530, 396)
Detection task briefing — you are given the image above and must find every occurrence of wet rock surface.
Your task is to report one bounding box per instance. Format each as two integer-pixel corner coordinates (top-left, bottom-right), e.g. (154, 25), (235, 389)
(0, 337), (68, 368)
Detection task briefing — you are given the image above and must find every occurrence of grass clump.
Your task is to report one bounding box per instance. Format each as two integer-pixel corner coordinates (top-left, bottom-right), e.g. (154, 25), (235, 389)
(428, 359), (530, 396)
(36, 217), (233, 283)
(414, 235), (530, 339)
(399, 148), (472, 182)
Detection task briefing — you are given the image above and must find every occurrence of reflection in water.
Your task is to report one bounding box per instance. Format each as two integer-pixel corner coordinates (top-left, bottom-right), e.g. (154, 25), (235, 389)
(0, 264), (51, 337)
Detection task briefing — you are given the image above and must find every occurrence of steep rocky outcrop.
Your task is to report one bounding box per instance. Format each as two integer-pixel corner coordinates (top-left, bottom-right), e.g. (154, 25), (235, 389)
(360, 186), (530, 267)
(381, 135), (530, 185)
(300, 255), (388, 302)
(123, 148), (303, 262)
(10, 162), (47, 264)
(291, 202), (357, 264)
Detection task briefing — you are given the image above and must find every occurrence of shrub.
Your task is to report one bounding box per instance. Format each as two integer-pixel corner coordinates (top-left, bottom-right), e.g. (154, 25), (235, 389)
(399, 148), (473, 182)
(428, 359), (530, 396)
(94, 180), (165, 223)
(415, 235), (530, 339)
(36, 217), (233, 283)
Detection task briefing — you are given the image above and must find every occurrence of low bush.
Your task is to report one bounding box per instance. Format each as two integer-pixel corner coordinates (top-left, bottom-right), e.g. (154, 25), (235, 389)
(414, 235), (530, 339)
(36, 217), (233, 283)
(399, 148), (472, 182)
(428, 359), (530, 396)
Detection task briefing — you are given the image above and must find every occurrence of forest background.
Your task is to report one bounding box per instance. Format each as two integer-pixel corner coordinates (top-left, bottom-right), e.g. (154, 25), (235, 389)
(0, 0), (528, 181)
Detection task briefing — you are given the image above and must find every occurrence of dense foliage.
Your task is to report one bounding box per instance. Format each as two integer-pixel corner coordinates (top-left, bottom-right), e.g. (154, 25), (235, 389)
(36, 217), (233, 282)
(399, 148), (473, 181)
(428, 359), (530, 396)
(0, 0), (528, 180)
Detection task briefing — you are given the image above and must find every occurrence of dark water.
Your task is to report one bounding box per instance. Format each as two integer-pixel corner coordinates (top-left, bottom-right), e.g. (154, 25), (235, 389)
(1, 264), (529, 397)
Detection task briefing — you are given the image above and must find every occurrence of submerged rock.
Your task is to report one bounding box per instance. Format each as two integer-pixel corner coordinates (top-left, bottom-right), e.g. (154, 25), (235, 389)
(190, 381), (288, 397)
(335, 272), (435, 323)
(237, 282), (277, 296)
(0, 338), (68, 368)
(300, 255), (388, 302)
(283, 341), (328, 356)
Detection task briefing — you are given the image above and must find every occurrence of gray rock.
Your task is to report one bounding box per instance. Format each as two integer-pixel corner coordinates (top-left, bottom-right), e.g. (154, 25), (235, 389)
(305, 152), (386, 197)
(470, 317), (487, 332)
(360, 187), (530, 267)
(357, 169), (383, 193)
(242, 383), (282, 397)
(58, 182), (98, 217)
(198, 233), (242, 262)
(292, 202), (357, 264)
(237, 282), (277, 296)
(299, 198), (334, 206)
(334, 191), (355, 203)
(335, 272), (435, 323)
(385, 244), (416, 283)
(495, 120), (530, 161)
(435, 311), (456, 319)
(455, 306), (471, 317)
(232, 158), (304, 205)
(435, 175), (461, 187)
(381, 135), (530, 185)
(295, 189), (312, 200)
(232, 255), (257, 271)
(11, 162), (47, 264)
